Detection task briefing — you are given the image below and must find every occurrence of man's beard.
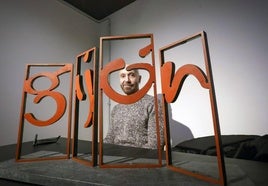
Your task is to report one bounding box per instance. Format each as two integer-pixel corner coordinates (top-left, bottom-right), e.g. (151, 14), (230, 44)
(121, 84), (138, 95)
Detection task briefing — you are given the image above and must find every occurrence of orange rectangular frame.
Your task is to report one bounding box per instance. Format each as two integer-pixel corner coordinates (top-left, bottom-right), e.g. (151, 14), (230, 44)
(159, 31), (227, 185)
(16, 63), (73, 162)
(72, 47), (99, 167)
(98, 34), (163, 168)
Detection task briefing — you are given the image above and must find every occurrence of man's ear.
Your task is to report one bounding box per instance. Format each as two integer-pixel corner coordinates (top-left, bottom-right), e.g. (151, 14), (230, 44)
(139, 75), (141, 83)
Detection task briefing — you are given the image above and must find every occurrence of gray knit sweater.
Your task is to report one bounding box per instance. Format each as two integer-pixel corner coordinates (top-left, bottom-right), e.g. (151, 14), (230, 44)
(104, 94), (164, 149)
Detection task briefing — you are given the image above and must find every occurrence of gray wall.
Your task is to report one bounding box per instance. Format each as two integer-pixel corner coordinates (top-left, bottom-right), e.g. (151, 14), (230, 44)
(108, 0), (268, 144)
(0, 0), (104, 146)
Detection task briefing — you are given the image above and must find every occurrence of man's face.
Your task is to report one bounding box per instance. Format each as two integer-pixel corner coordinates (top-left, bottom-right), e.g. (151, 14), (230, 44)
(119, 67), (141, 95)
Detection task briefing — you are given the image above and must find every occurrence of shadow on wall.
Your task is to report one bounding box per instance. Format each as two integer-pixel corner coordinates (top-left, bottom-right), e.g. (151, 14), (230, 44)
(168, 103), (194, 147)
(158, 94), (194, 147)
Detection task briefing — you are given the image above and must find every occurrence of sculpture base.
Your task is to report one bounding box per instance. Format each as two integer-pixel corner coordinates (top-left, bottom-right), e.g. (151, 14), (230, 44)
(0, 151), (254, 186)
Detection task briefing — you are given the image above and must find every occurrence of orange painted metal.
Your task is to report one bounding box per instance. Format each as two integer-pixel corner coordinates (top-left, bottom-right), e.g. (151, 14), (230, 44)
(16, 64), (73, 162)
(159, 31), (227, 185)
(161, 62), (210, 103)
(99, 33), (162, 168)
(72, 47), (98, 167)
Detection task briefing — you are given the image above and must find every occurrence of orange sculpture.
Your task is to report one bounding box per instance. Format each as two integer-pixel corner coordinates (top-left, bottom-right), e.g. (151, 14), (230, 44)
(160, 31), (226, 185)
(16, 64), (73, 162)
(98, 34), (163, 168)
(72, 47), (98, 166)
(15, 31), (226, 185)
